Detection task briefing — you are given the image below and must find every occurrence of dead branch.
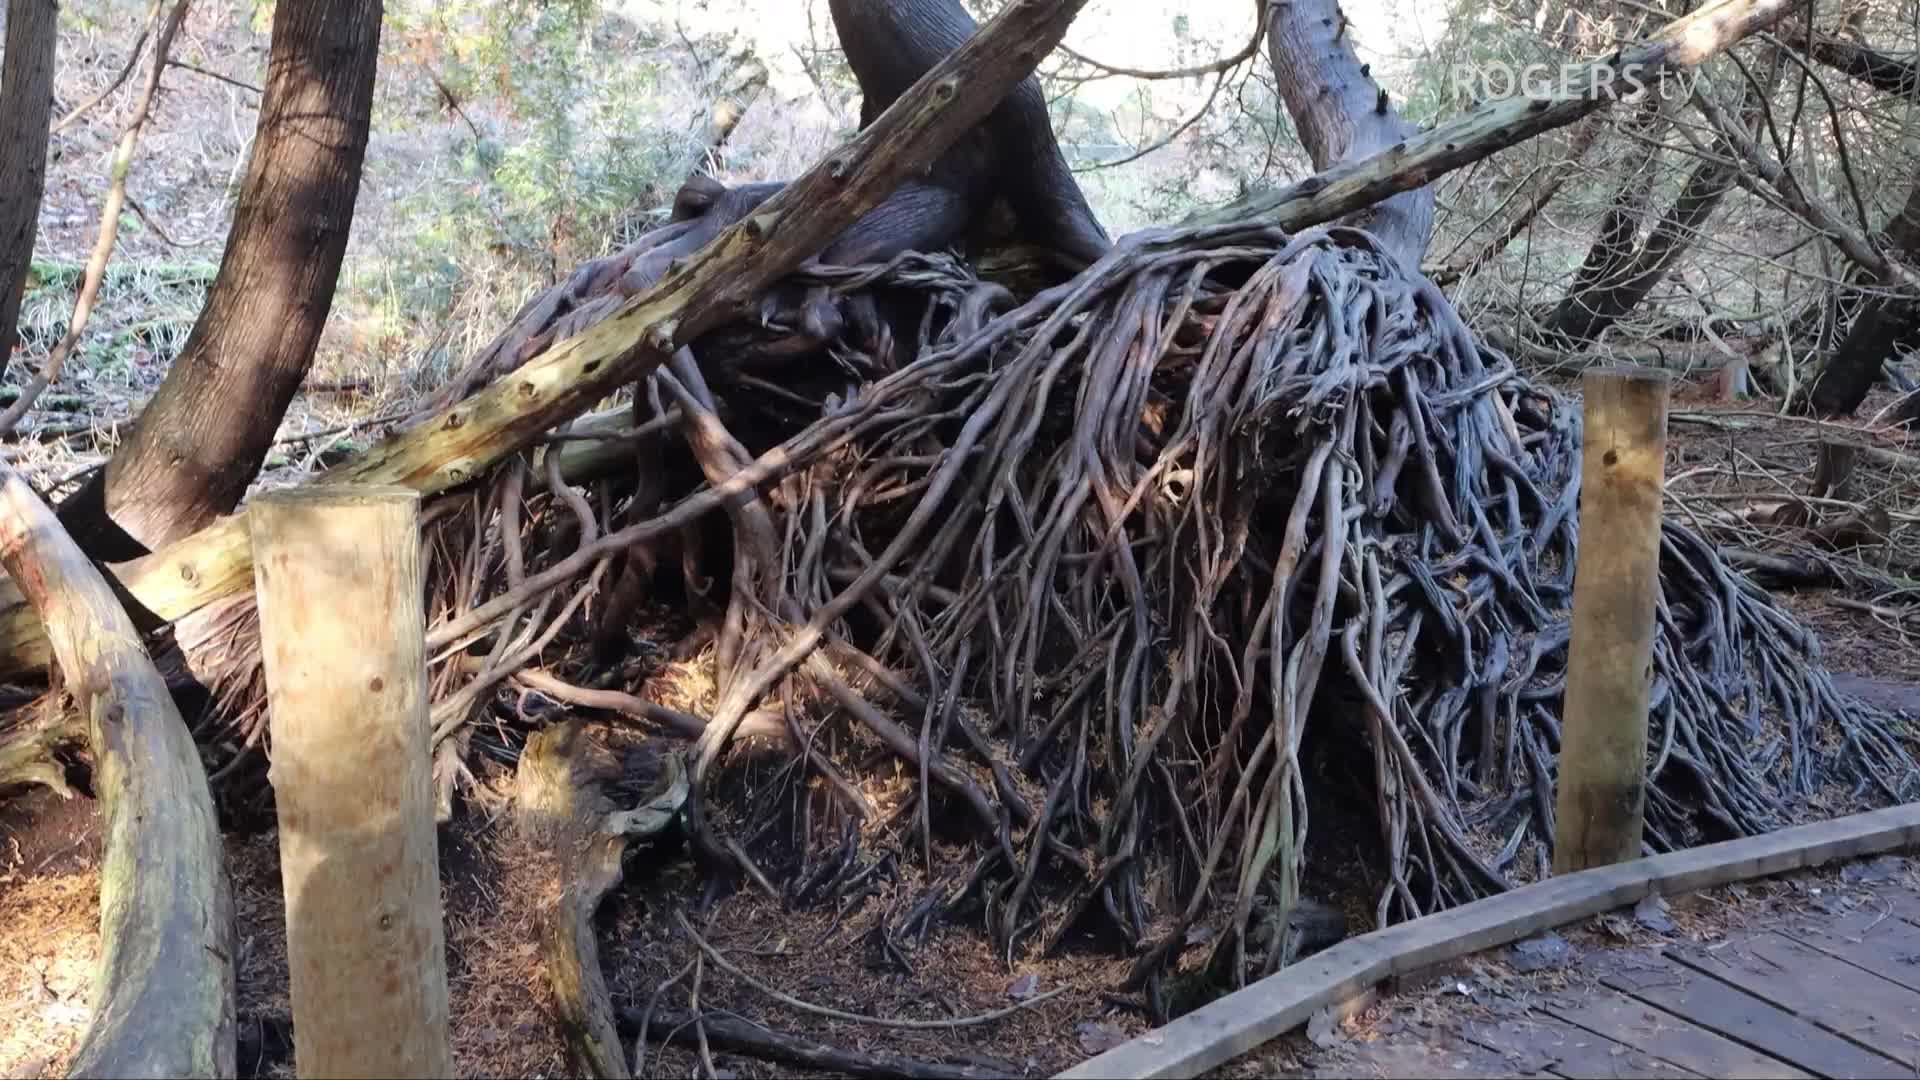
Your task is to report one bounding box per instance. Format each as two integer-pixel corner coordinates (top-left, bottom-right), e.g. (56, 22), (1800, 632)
(0, 0), (188, 436)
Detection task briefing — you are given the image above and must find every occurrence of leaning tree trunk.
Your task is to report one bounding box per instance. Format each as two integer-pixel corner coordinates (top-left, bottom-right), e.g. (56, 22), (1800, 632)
(1260, 0), (1435, 264)
(0, 0), (58, 380)
(1795, 29), (1920, 417)
(1808, 176), (1920, 416)
(58, 0), (383, 560)
(1547, 154), (1743, 343)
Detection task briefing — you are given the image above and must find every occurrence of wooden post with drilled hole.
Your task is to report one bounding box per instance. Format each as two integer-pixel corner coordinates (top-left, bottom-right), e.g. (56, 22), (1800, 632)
(250, 486), (451, 1078)
(1554, 366), (1672, 874)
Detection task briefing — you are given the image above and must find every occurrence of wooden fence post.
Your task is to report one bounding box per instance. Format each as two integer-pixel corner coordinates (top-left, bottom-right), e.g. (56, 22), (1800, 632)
(250, 486), (452, 1078)
(1554, 366), (1671, 874)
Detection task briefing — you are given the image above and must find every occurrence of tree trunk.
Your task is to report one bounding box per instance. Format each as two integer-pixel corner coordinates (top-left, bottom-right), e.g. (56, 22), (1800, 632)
(1807, 175), (1920, 415)
(58, 0), (384, 560)
(1547, 156), (1742, 343)
(0, 0), (58, 379)
(1799, 39), (1920, 416)
(1260, 0), (1435, 264)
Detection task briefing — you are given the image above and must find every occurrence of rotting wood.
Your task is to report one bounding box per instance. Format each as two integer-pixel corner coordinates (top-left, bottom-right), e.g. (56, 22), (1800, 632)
(0, 0), (1799, 685)
(1055, 800), (1920, 1080)
(517, 726), (688, 1079)
(0, 461), (234, 1079)
(249, 486), (451, 1079)
(1555, 366), (1670, 874)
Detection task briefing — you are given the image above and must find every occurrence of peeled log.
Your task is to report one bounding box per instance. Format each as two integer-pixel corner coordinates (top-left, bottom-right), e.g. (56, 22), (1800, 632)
(0, 462), (234, 1078)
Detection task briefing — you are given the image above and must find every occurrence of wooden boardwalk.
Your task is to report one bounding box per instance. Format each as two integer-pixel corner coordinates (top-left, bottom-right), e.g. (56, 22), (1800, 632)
(1223, 859), (1920, 1079)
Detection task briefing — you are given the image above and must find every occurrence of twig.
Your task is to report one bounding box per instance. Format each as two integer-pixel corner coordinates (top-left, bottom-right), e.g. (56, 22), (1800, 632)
(49, 0), (162, 134)
(625, 1008), (1011, 1080)
(630, 957), (697, 1078)
(0, 0), (188, 437)
(122, 194), (195, 248)
(165, 59), (262, 95)
(1054, 0), (1267, 81)
(673, 911), (1068, 1028)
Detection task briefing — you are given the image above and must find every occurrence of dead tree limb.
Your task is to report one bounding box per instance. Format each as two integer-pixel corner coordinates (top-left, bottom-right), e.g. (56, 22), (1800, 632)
(0, 0), (1097, 679)
(1192, 0), (1807, 233)
(0, 462), (234, 1078)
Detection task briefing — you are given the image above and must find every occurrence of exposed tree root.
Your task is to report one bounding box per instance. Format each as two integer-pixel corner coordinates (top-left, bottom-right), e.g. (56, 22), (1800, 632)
(621, 1008), (1016, 1079)
(32, 213), (1913, 1023)
(652, 220), (1918, 1004)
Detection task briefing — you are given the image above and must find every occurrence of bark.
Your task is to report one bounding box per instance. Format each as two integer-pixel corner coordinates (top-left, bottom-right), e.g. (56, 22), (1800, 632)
(1806, 178), (1920, 414)
(1191, 0), (1801, 235)
(59, 0), (383, 560)
(0, 0), (58, 380)
(1547, 156), (1743, 343)
(1260, 0), (1434, 265)
(0, 0), (1097, 679)
(0, 463), (234, 1078)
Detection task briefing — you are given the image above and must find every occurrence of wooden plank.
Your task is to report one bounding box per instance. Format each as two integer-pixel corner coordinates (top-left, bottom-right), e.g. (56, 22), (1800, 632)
(1780, 896), (1920, 995)
(1607, 954), (1905, 1078)
(1320, 1037), (1522, 1078)
(252, 487), (452, 1079)
(1544, 988), (1810, 1078)
(1667, 931), (1920, 1065)
(1056, 802), (1920, 1079)
(1461, 1010), (1702, 1079)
